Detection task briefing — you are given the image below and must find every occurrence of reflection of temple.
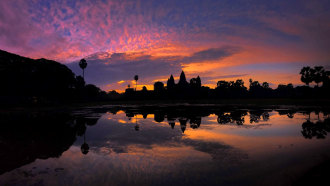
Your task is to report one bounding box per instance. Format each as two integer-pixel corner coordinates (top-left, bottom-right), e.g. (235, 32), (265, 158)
(168, 120), (175, 129)
(122, 107), (277, 132)
(106, 106), (330, 139)
(2, 106), (329, 176)
(179, 118), (188, 133)
(124, 70), (208, 99)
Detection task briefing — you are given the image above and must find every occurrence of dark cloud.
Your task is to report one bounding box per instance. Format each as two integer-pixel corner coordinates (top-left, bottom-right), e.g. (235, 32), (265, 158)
(210, 74), (248, 79)
(183, 46), (241, 63)
(201, 74), (248, 84)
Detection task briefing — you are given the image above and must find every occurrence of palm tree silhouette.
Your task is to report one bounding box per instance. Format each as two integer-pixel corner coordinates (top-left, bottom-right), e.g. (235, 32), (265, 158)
(314, 66), (325, 87)
(134, 75), (139, 91)
(81, 133), (89, 155)
(79, 58), (87, 79)
(300, 66), (314, 86)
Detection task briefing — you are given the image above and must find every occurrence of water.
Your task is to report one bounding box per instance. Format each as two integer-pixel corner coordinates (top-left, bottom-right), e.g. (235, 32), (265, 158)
(0, 105), (329, 186)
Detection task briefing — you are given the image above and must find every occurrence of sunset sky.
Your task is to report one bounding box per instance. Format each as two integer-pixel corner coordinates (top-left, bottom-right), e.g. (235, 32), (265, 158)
(1, 0), (330, 91)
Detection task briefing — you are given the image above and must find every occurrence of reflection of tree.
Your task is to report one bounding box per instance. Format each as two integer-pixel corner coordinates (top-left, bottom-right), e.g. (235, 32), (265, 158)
(81, 133), (89, 155)
(0, 111), (101, 174)
(75, 116), (100, 154)
(231, 111), (247, 125)
(287, 112), (294, 118)
(249, 110), (269, 123)
(262, 112), (269, 121)
(301, 118), (330, 139)
(108, 108), (120, 115)
(135, 114), (139, 131)
(76, 117), (87, 136)
(134, 125), (140, 131)
(217, 113), (231, 124)
(75, 117), (97, 155)
(154, 112), (165, 123)
(85, 118), (98, 126)
(190, 117), (201, 129)
(216, 111), (247, 125)
(276, 110), (296, 118)
(217, 110), (268, 124)
(126, 112), (134, 118)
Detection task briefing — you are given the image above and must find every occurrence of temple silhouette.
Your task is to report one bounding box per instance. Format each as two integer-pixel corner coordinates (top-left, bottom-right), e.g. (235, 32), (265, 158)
(124, 69), (330, 100)
(125, 71), (209, 99)
(0, 49), (329, 106)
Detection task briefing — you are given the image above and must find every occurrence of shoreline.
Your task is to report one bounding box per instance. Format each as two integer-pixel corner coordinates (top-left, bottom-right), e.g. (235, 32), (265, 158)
(1, 98), (330, 113)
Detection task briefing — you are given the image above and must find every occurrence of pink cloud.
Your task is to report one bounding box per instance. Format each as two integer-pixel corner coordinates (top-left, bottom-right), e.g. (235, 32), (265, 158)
(1, 0), (329, 91)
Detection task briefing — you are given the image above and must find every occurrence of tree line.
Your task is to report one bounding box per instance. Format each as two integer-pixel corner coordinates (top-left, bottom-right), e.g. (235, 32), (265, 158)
(123, 66), (330, 100)
(0, 50), (108, 105)
(1, 49), (329, 105)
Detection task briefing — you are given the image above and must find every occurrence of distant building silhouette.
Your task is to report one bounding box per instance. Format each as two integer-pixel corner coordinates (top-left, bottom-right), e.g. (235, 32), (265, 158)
(167, 74), (175, 90)
(178, 71), (189, 87)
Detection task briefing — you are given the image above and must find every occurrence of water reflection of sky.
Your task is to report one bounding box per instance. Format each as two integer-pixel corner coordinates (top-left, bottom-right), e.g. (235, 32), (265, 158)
(1, 109), (330, 186)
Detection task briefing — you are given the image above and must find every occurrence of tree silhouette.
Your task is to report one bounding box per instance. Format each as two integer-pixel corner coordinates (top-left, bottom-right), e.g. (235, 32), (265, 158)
(190, 76), (202, 88)
(79, 58), (87, 79)
(321, 70), (330, 88)
(314, 66), (325, 87)
(300, 66), (314, 86)
(217, 80), (230, 88)
(262, 82), (270, 89)
(3, 48), (330, 103)
(134, 75), (139, 91)
(154, 81), (164, 92)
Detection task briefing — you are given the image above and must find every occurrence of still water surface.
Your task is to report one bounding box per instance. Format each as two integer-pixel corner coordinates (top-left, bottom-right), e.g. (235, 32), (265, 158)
(0, 105), (329, 186)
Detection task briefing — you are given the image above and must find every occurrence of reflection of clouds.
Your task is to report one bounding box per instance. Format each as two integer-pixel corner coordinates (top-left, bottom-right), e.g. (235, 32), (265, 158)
(77, 111), (249, 160)
(180, 139), (248, 163)
(82, 113), (184, 153)
(118, 119), (127, 124)
(2, 107), (330, 186)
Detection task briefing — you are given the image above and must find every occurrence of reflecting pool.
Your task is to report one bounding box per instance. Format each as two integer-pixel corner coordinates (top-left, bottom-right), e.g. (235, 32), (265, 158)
(0, 105), (330, 186)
